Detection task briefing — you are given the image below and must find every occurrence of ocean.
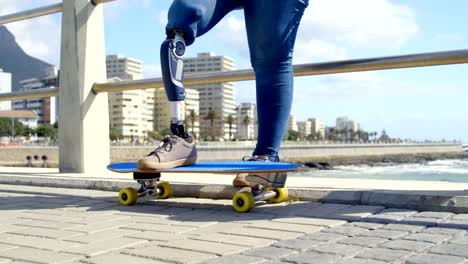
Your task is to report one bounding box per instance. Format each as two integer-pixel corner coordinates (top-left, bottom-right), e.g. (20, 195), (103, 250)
(293, 159), (468, 183)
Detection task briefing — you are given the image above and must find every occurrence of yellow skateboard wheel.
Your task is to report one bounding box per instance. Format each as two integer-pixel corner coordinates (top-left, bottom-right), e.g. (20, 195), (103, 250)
(232, 191), (255, 213)
(118, 188), (138, 206)
(156, 182), (173, 199)
(268, 187), (288, 203)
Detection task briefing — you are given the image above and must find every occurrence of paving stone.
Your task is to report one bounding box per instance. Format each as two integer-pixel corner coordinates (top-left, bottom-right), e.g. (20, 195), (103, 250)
(0, 244), (17, 252)
(0, 233), (82, 251)
(202, 254), (266, 264)
(413, 212), (453, 220)
(81, 252), (161, 264)
(123, 243), (216, 263)
(357, 248), (414, 262)
(193, 232), (275, 247)
(380, 239), (433, 253)
(404, 233), (451, 244)
(448, 236), (468, 245)
(400, 217), (442, 227)
(222, 227), (302, 240)
(362, 214), (405, 224)
(0, 247), (81, 264)
(323, 226), (370, 237)
(183, 222), (245, 236)
(405, 253), (465, 264)
(327, 205), (385, 221)
(272, 217), (347, 227)
(360, 229), (409, 240)
(124, 230), (187, 242)
(335, 258), (389, 264)
(310, 243), (364, 258)
(429, 243), (468, 258)
(423, 227), (466, 236)
(296, 203), (353, 218)
(347, 222), (384, 230)
(438, 220), (468, 229)
(0, 257), (10, 264)
(300, 232), (347, 242)
(272, 238), (325, 252)
(64, 220), (131, 234)
(15, 220), (78, 230)
(16, 212), (81, 223)
(242, 246), (295, 260)
(451, 214), (468, 221)
(0, 225), (25, 234)
(120, 222), (195, 233)
(163, 238), (248, 255)
(337, 236), (388, 247)
(382, 223), (426, 233)
(282, 251), (341, 264)
(247, 220), (324, 234)
(264, 202), (322, 216)
(64, 228), (141, 243)
(61, 237), (148, 257)
(6, 227), (83, 240)
(376, 208), (417, 217)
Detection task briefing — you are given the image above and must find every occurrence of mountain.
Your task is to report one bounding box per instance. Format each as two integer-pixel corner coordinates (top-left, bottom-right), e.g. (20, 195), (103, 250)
(0, 25), (52, 92)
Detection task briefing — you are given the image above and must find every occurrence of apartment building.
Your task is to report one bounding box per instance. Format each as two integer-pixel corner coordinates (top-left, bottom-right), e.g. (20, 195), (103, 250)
(288, 114), (298, 132)
(309, 118), (326, 139)
(12, 67), (58, 125)
(0, 69), (12, 110)
(106, 54), (153, 142)
(336, 116), (360, 140)
(184, 52), (236, 141)
(153, 87), (200, 139)
(236, 102), (256, 140)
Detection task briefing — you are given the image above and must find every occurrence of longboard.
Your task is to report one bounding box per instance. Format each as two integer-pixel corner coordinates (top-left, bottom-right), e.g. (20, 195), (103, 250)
(107, 161), (300, 213)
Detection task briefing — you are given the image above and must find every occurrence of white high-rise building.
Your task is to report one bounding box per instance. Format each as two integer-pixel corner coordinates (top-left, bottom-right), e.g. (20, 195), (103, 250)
(184, 52), (236, 141)
(309, 118), (326, 139)
(106, 55), (153, 142)
(0, 69), (12, 110)
(236, 103), (256, 140)
(336, 116), (359, 140)
(288, 114), (298, 132)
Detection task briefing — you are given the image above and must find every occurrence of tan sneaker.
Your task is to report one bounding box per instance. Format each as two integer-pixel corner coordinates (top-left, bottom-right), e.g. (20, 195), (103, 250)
(232, 155), (270, 187)
(138, 135), (197, 169)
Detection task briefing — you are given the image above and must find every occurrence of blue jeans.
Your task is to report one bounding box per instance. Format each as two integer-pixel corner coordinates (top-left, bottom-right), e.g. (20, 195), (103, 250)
(166, 0), (308, 162)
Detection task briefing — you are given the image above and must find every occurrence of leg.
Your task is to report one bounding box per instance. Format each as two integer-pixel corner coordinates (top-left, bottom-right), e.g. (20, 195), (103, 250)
(166, 0), (242, 45)
(244, 0), (309, 161)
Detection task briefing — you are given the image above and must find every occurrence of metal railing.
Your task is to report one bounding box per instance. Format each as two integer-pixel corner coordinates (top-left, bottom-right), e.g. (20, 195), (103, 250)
(0, 1), (467, 173)
(0, 0), (114, 25)
(1, 49), (468, 101)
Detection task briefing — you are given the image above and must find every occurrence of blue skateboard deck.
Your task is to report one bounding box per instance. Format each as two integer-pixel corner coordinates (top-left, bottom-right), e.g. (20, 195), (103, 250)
(107, 161), (299, 174)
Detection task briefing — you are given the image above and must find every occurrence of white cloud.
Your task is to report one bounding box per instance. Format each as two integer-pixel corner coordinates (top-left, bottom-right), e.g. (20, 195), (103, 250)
(299, 0), (419, 49)
(0, 0), (61, 64)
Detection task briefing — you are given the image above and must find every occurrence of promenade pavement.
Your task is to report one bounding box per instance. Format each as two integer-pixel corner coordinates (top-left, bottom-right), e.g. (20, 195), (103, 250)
(1, 184), (468, 264)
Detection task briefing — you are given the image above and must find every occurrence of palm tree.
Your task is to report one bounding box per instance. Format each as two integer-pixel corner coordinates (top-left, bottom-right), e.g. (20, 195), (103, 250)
(204, 109), (220, 141)
(186, 109), (198, 139)
(226, 114), (235, 141)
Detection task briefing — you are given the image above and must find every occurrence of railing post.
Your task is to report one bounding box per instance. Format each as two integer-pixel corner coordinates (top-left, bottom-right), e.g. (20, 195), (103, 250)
(59, 0), (109, 173)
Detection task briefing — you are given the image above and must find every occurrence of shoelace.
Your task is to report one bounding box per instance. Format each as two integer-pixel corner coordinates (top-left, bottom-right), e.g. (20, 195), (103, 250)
(242, 155), (270, 162)
(147, 135), (179, 161)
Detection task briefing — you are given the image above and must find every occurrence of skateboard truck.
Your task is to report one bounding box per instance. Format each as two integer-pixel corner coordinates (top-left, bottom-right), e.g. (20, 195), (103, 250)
(161, 30), (190, 139)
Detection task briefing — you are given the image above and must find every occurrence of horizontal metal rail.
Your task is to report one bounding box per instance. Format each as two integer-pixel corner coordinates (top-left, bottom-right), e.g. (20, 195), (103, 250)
(1, 48), (468, 101)
(93, 49), (468, 93)
(0, 0), (114, 25)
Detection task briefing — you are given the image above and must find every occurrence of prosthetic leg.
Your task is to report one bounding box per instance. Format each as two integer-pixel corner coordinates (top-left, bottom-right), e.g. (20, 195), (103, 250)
(160, 31), (190, 139)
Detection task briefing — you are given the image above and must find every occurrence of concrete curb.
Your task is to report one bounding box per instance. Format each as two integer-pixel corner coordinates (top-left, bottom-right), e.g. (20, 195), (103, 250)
(1, 174), (468, 213)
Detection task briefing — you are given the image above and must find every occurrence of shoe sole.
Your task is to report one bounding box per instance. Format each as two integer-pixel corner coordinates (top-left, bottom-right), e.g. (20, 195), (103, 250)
(138, 156), (197, 170)
(246, 173), (287, 188)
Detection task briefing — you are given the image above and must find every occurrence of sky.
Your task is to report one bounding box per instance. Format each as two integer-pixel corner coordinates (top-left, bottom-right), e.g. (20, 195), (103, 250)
(1, 0), (467, 142)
